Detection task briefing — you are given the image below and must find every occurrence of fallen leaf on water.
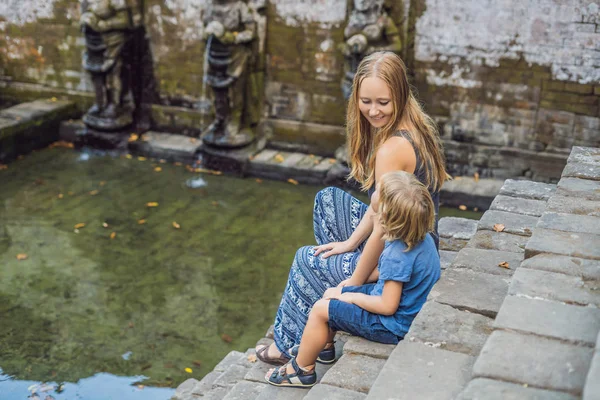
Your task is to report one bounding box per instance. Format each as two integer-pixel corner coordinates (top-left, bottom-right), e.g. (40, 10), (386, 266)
(493, 224), (505, 232)
(185, 165), (194, 172)
(174, 162), (183, 166)
(309, 154), (315, 158)
(138, 156), (146, 161)
(141, 364), (152, 371)
(89, 190), (99, 196)
(146, 202), (159, 207)
(498, 261), (510, 269)
(164, 362), (175, 369)
(192, 360), (202, 367)
(287, 178), (299, 185)
(184, 368), (193, 374)
(99, 181), (106, 186)
(137, 385), (145, 390)
(458, 205), (467, 211)
(138, 219), (146, 224)
(57, 193), (63, 199)
(255, 179), (263, 183)
(0, 164), (7, 170)
(474, 172), (480, 182)
(74, 223), (86, 229)
(274, 154), (285, 163)
(16, 253), (28, 261)
(154, 167), (162, 172)
(128, 322), (134, 328)
(110, 232), (116, 239)
(159, 159), (167, 164)
(51, 97), (57, 102)
(102, 222), (109, 228)
(221, 334), (233, 343)
(211, 201), (218, 207)
(126, 154), (133, 159)
(172, 221), (181, 229)
(247, 354), (257, 363)
(128, 134), (139, 142)
(68, 191), (74, 196)
(211, 170), (223, 176)
(474, 207), (479, 212)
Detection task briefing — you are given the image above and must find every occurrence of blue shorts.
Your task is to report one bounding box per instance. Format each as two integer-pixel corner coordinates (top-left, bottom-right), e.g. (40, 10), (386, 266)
(327, 284), (401, 345)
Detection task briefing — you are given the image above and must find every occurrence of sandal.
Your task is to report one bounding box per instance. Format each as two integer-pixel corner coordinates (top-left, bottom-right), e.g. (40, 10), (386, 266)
(256, 344), (291, 366)
(288, 342), (337, 364)
(265, 357), (316, 388)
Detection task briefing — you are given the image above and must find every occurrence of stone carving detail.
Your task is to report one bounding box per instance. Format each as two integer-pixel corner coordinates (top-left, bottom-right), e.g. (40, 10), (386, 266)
(80, 0), (157, 133)
(340, 0), (402, 98)
(201, 0), (264, 148)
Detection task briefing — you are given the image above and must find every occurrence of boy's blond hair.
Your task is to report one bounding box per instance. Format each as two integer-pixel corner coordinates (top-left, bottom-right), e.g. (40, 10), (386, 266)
(377, 171), (435, 250)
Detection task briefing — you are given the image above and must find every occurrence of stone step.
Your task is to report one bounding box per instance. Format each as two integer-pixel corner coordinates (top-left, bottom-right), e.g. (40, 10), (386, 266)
(304, 384), (366, 399)
(438, 217), (478, 251)
(223, 380), (267, 400)
(525, 228), (600, 261)
(320, 354), (386, 394)
(466, 230), (528, 253)
(498, 179), (556, 201)
(457, 378), (579, 400)
(490, 194), (547, 217)
(366, 341), (475, 400)
(537, 211), (600, 236)
(247, 149), (336, 185)
(520, 253), (600, 281)
(439, 250), (458, 270)
(556, 177), (600, 201)
(582, 332), (600, 400)
(478, 209), (538, 236)
(449, 247), (522, 276)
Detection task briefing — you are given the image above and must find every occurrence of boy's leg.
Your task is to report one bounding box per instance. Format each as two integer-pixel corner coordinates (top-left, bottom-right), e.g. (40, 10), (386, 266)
(295, 299), (331, 369)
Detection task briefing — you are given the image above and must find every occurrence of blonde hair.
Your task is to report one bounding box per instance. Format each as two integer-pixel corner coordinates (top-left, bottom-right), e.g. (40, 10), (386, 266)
(377, 171), (435, 250)
(346, 51), (450, 192)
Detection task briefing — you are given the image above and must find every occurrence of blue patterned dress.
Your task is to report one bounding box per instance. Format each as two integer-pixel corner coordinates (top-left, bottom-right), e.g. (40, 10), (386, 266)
(272, 131), (440, 353)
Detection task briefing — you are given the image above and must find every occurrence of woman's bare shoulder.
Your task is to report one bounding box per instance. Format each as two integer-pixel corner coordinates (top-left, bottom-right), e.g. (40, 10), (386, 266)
(377, 135), (414, 159)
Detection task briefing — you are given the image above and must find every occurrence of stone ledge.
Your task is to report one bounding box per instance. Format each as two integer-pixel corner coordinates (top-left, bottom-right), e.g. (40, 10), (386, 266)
(304, 384), (366, 400)
(408, 301), (493, 356)
(494, 296), (600, 346)
(508, 268), (600, 307)
(366, 341), (475, 400)
(428, 269), (510, 318)
(556, 177), (600, 201)
(538, 212), (600, 236)
(525, 228), (600, 260)
(222, 380), (266, 400)
(450, 247), (522, 276)
(520, 254), (600, 281)
(472, 330), (593, 394)
(499, 179), (557, 201)
(457, 378), (579, 400)
(568, 147), (600, 166)
(342, 336), (395, 359)
(583, 351), (600, 400)
(439, 217), (478, 240)
(320, 354), (385, 393)
(562, 162), (600, 181)
(490, 195), (547, 217)
(129, 131), (203, 164)
(478, 210), (538, 237)
(439, 250), (458, 270)
(466, 230), (529, 253)
(546, 195), (600, 217)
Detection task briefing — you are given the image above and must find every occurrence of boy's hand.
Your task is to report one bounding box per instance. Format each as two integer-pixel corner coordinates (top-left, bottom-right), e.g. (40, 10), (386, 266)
(337, 293), (356, 304)
(323, 286), (342, 300)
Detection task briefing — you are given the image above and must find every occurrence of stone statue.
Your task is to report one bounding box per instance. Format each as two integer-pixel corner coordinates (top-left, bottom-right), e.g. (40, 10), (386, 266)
(201, 0), (259, 148)
(80, 0), (147, 132)
(340, 0), (402, 98)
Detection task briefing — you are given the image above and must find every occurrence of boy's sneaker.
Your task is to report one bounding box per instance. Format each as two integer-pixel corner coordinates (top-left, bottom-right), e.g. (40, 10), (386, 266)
(288, 343), (336, 364)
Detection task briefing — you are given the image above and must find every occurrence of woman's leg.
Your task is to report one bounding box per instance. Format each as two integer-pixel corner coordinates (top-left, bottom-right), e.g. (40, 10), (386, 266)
(272, 245), (361, 353)
(313, 187), (368, 249)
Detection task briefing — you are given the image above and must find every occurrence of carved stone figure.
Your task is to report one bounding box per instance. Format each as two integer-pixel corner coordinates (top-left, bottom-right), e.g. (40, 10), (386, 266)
(80, 0), (155, 132)
(201, 0), (259, 148)
(341, 0), (402, 98)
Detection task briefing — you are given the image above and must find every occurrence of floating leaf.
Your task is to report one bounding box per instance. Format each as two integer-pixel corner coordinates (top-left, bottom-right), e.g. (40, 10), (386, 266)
(211, 170), (223, 176)
(458, 205), (467, 211)
(287, 179), (299, 185)
(221, 334), (233, 343)
(192, 360), (202, 367)
(274, 154), (285, 163)
(184, 368), (193, 374)
(16, 253), (28, 261)
(309, 154), (315, 158)
(474, 172), (480, 182)
(128, 134), (139, 142)
(211, 201), (218, 207)
(137, 384), (145, 389)
(141, 364), (152, 371)
(89, 190), (99, 196)
(102, 222), (109, 228)
(0, 164), (7, 170)
(146, 202), (159, 207)
(498, 261), (510, 269)
(159, 159), (167, 164)
(74, 223), (86, 229)
(126, 154), (133, 159)
(128, 321), (134, 328)
(110, 232), (116, 239)
(174, 162), (183, 166)
(493, 224), (505, 232)
(474, 207), (479, 212)
(172, 221), (181, 229)
(99, 181), (106, 186)
(247, 354), (257, 363)
(137, 156), (146, 161)
(154, 167), (162, 172)
(51, 97), (57, 101)
(57, 193), (64, 199)
(138, 219), (146, 225)
(255, 179), (263, 183)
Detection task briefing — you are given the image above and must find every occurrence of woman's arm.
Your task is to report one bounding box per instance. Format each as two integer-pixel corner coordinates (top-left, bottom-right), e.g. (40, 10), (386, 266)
(313, 206), (375, 258)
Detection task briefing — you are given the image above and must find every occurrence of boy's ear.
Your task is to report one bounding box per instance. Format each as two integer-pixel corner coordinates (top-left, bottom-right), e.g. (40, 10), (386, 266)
(371, 190), (380, 212)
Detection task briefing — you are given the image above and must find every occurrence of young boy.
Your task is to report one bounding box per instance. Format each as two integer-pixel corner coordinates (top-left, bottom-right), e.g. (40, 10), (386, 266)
(265, 170), (441, 388)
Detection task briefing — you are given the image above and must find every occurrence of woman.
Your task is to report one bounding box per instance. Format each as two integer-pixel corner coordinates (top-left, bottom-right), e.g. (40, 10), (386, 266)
(256, 51), (449, 364)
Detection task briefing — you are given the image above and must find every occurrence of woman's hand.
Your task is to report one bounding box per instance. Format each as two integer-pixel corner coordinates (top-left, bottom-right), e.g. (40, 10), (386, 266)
(323, 286), (343, 300)
(327, 292), (356, 304)
(313, 240), (355, 259)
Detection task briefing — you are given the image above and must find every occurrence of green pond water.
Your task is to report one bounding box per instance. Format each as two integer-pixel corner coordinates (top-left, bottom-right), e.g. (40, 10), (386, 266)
(0, 147), (480, 400)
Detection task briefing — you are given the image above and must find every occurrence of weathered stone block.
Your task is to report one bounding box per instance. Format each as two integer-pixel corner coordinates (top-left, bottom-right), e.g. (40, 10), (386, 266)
(583, 350), (600, 400)
(173, 378), (198, 400)
(457, 378), (579, 400)
(304, 384), (366, 400)
(214, 351), (246, 372)
(450, 247), (523, 276)
(255, 384), (306, 400)
(546, 195), (600, 217)
(343, 336), (395, 359)
(478, 210), (538, 236)
(562, 162), (600, 180)
(557, 177), (600, 201)
(509, 268), (600, 307)
(129, 131), (202, 164)
(499, 179), (556, 200)
(538, 212), (600, 236)
(439, 217), (478, 239)
(366, 341), (475, 400)
(525, 228), (600, 260)
(568, 146), (600, 166)
(466, 230), (529, 253)
(439, 250), (458, 270)
(212, 364), (250, 388)
(440, 237), (469, 252)
(408, 301), (493, 356)
(190, 371), (221, 396)
(223, 380), (266, 400)
(429, 269), (509, 318)
(473, 330), (594, 393)
(520, 253), (600, 281)
(494, 295), (600, 345)
(320, 354), (385, 393)
(202, 386), (231, 400)
(490, 195), (547, 217)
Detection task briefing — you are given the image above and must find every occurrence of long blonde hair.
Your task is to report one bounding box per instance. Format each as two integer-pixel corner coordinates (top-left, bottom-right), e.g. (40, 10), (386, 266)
(378, 171), (435, 250)
(346, 52), (449, 192)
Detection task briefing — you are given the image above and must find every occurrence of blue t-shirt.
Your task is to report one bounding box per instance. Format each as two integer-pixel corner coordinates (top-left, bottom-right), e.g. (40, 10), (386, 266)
(370, 234), (440, 337)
